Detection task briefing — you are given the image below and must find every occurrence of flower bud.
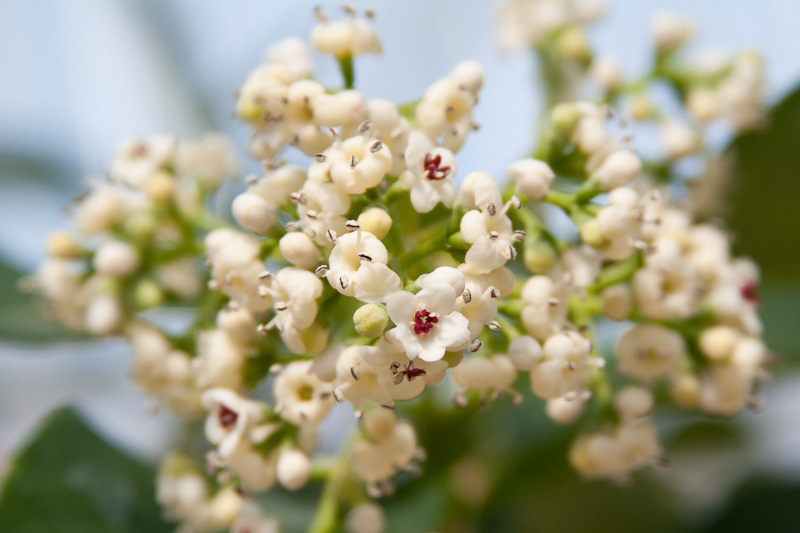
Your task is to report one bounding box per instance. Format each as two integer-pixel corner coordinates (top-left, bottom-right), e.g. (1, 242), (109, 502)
(507, 159), (554, 200)
(601, 284), (633, 321)
(279, 232), (320, 269)
(659, 120), (701, 159)
(357, 207), (392, 239)
(579, 219), (607, 249)
(507, 335), (543, 371)
(550, 103), (581, 142)
(698, 326), (739, 362)
(94, 240), (140, 278)
(687, 88), (720, 122)
(346, 502), (385, 533)
(362, 408), (396, 442)
(651, 12), (693, 54)
(524, 235), (558, 274)
(593, 150), (642, 189)
(630, 94), (654, 121)
(546, 395), (586, 424)
(671, 373), (700, 409)
(589, 56), (622, 92)
(134, 278), (163, 310)
(145, 171), (175, 203)
(232, 192), (275, 234)
(277, 448), (311, 491)
(217, 307), (257, 345)
(614, 386), (654, 419)
(353, 303), (389, 338)
(557, 26), (590, 63)
(85, 294), (124, 336)
(45, 231), (84, 259)
(448, 60), (484, 95)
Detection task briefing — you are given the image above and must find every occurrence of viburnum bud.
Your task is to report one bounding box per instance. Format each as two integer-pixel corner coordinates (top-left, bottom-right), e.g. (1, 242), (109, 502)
(145, 171), (175, 203)
(614, 386), (654, 419)
(232, 192), (275, 234)
(557, 26), (590, 63)
(550, 103), (581, 142)
(45, 231), (84, 259)
(134, 279), (163, 310)
(357, 207), (392, 239)
(601, 284), (633, 321)
(279, 232), (320, 269)
(671, 373), (701, 409)
(651, 12), (693, 54)
(353, 303), (389, 338)
(593, 150), (642, 190)
(507, 159), (554, 200)
(85, 294), (124, 336)
(362, 408), (396, 442)
(523, 234), (558, 274)
(579, 219), (607, 249)
(698, 326), (740, 362)
(346, 502), (385, 533)
(507, 335), (543, 371)
(94, 240), (140, 278)
(589, 56), (622, 92)
(546, 396), (587, 425)
(277, 448), (312, 491)
(448, 60), (484, 95)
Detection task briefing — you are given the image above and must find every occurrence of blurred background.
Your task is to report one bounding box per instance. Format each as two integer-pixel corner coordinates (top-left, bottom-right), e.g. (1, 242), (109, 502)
(1, 1), (800, 532)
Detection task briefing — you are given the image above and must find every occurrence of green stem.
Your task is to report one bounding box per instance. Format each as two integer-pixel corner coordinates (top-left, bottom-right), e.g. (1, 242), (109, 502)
(308, 443), (358, 533)
(338, 54), (355, 89)
(543, 189), (575, 212)
(586, 252), (642, 295)
(393, 233), (448, 271)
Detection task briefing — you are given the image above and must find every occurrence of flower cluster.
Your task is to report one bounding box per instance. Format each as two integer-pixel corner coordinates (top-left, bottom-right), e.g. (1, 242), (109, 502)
(29, 4), (771, 533)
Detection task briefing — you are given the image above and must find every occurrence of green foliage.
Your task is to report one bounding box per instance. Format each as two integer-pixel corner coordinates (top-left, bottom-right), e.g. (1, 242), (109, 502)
(0, 407), (172, 533)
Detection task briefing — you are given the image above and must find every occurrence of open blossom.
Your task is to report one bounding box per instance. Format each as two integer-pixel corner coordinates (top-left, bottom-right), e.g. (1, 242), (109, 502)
(110, 135), (176, 188)
(259, 267), (324, 354)
(570, 422), (661, 481)
(457, 263), (515, 337)
(350, 409), (420, 485)
(201, 388), (271, 459)
(402, 130), (458, 213)
(326, 229), (401, 303)
(521, 275), (571, 341)
(233, 165), (307, 234)
(386, 283), (471, 362)
(529, 331), (592, 400)
(274, 360), (334, 426)
(617, 324), (685, 382)
(416, 62), (481, 152)
(311, 10), (382, 57)
(460, 194), (519, 273)
(309, 135), (391, 194)
(296, 181), (351, 246)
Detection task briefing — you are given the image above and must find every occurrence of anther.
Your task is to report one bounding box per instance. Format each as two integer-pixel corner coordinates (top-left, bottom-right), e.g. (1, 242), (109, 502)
(468, 338), (483, 352)
(314, 153), (327, 163)
(370, 140), (383, 153)
(359, 121), (371, 133)
(350, 366), (361, 381)
(488, 320), (501, 331)
(326, 229), (337, 243)
(486, 203), (497, 216)
(275, 302), (288, 312)
(315, 265), (329, 277)
(358, 253), (372, 262)
(258, 271), (272, 281)
(462, 288), (472, 303)
(340, 275), (349, 290)
(513, 230), (526, 242)
(345, 220), (360, 230)
(350, 155), (358, 168)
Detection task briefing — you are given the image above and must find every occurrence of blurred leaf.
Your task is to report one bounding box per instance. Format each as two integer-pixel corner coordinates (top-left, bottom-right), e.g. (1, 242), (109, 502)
(703, 476), (800, 533)
(0, 259), (83, 345)
(0, 150), (76, 187)
(0, 407), (172, 533)
(726, 87), (800, 281)
(759, 282), (800, 363)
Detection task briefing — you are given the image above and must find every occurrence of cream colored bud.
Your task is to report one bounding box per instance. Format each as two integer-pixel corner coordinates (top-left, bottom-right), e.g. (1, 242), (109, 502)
(614, 386), (654, 419)
(277, 448), (312, 491)
(546, 395), (586, 424)
(671, 373), (700, 409)
(217, 307), (257, 344)
(524, 236), (558, 274)
(145, 171), (175, 203)
(232, 192), (275, 234)
(279, 232), (320, 269)
(593, 150), (642, 189)
(353, 303), (389, 338)
(687, 88), (720, 122)
(507, 335), (543, 371)
(85, 294), (124, 336)
(449, 60), (484, 95)
(557, 26), (590, 62)
(699, 326), (739, 362)
(579, 219), (607, 249)
(134, 279), (162, 309)
(630, 94), (654, 121)
(652, 12), (693, 54)
(357, 207), (392, 239)
(507, 159), (554, 200)
(45, 231), (84, 259)
(601, 284), (633, 321)
(94, 240), (140, 278)
(346, 502), (385, 533)
(551, 103), (582, 139)
(362, 408), (396, 442)
(590, 57), (622, 91)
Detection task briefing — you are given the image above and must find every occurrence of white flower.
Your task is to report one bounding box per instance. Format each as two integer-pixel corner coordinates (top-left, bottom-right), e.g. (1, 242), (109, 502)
(309, 135), (391, 194)
(361, 99), (411, 175)
(698, 365), (750, 416)
(110, 135), (176, 188)
(386, 283), (471, 362)
(458, 171), (504, 211)
(651, 11), (693, 53)
(230, 501), (280, 533)
(201, 388), (270, 459)
(460, 194), (518, 273)
(74, 182), (146, 236)
(260, 268), (324, 352)
(529, 331), (592, 399)
(346, 502), (385, 533)
(313, 90), (368, 130)
(84, 294), (124, 336)
(326, 230), (401, 303)
(570, 422), (661, 481)
(174, 134), (239, 187)
(276, 448), (312, 491)
(592, 150), (642, 190)
(507, 158), (554, 200)
(311, 14), (382, 57)
(614, 386), (654, 420)
(350, 410), (419, 485)
(456, 264), (514, 337)
(452, 354), (517, 394)
(279, 232), (321, 269)
(659, 120), (701, 159)
(416, 75), (476, 153)
(296, 181), (351, 246)
(206, 229), (269, 313)
(274, 360), (334, 426)
(266, 37), (313, 79)
(333, 345), (390, 405)
(402, 131), (458, 213)
(617, 324), (685, 382)
(93, 240), (140, 278)
(521, 275), (570, 341)
(589, 56), (622, 91)
(194, 329), (247, 390)
(507, 335), (543, 371)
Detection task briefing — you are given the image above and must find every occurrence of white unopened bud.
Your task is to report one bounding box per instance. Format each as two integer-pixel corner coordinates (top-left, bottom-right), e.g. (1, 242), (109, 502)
(94, 240), (140, 278)
(507, 159), (554, 200)
(277, 448), (312, 491)
(507, 335), (543, 371)
(614, 386), (654, 419)
(546, 395), (586, 424)
(671, 373), (700, 409)
(601, 284), (633, 321)
(232, 192), (275, 234)
(45, 231), (84, 259)
(651, 12), (693, 54)
(687, 88), (720, 122)
(353, 304), (389, 338)
(357, 207), (392, 239)
(593, 150), (642, 189)
(362, 408), (396, 442)
(448, 60), (484, 95)
(85, 294), (124, 336)
(589, 56), (622, 91)
(346, 502), (385, 533)
(698, 326), (740, 362)
(279, 232), (320, 269)
(217, 307), (257, 344)
(659, 120), (701, 159)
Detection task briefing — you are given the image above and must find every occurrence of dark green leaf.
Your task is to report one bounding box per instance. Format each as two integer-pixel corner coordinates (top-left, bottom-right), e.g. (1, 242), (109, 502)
(0, 407), (172, 533)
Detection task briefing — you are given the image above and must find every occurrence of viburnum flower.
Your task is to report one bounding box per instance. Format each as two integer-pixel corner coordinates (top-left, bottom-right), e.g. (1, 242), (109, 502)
(311, 8), (382, 58)
(325, 229), (401, 303)
(416, 63), (480, 152)
(385, 283), (471, 362)
(201, 388), (272, 459)
(309, 135), (392, 194)
(460, 194), (519, 273)
(402, 130), (458, 213)
(110, 135), (176, 188)
(295, 181), (352, 246)
(259, 267), (324, 353)
(617, 323), (685, 382)
(273, 360), (334, 426)
(350, 409), (420, 486)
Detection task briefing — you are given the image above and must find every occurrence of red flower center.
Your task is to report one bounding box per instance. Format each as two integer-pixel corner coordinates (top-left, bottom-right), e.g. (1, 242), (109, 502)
(218, 405), (238, 429)
(423, 153), (451, 181)
(413, 309), (439, 335)
(740, 282), (761, 305)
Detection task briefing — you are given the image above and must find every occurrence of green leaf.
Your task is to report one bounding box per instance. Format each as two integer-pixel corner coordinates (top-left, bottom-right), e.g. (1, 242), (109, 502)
(726, 86), (800, 281)
(0, 407), (172, 533)
(0, 258), (84, 345)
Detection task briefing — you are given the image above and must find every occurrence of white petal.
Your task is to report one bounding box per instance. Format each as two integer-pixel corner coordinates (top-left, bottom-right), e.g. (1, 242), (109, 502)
(460, 210), (488, 243)
(354, 263), (402, 303)
(417, 283), (457, 315)
(410, 181), (440, 213)
(433, 312), (471, 348)
(386, 291), (419, 325)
